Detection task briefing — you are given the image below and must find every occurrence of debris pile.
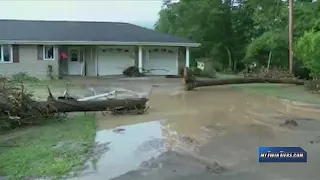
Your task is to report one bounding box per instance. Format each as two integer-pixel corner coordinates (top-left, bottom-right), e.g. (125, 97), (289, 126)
(0, 77), (150, 131)
(0, 77), (54, 130)
(304, 79), (320, 93)
(279, 119), (299, 128)
(123, 66), (144, 77)
(205, 161), (226, 173)
(242, 67), (295, 79)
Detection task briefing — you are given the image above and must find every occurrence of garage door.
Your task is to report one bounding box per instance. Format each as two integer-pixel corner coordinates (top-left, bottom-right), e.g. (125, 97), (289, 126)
(98, 47), (134, 76)
(144, 48), (178, 75)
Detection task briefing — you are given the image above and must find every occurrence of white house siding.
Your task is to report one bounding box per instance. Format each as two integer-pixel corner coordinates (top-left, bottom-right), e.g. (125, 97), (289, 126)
(0, 45), (59, 79)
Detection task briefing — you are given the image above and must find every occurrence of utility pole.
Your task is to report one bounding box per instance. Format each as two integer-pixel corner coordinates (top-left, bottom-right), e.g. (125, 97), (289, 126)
(288, 0), (293, 74)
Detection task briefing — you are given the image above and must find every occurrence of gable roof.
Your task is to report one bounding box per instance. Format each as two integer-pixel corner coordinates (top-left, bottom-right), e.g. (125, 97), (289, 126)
(0, 19), (200, 47)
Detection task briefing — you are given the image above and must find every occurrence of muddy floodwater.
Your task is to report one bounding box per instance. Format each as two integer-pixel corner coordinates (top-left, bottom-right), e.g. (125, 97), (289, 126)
(73, 83), (320, 180)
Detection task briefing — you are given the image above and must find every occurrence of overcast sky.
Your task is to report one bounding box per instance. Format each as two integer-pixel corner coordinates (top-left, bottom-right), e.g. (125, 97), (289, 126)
(0, 0), (162, 23)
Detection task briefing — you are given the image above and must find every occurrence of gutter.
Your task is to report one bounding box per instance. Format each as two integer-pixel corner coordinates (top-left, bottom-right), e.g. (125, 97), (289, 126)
(0, 40), (201, 47)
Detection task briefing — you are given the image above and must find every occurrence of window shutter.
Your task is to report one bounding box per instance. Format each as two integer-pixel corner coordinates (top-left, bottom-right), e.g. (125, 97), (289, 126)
(12, 45), (19, 63)
(37, 45), (43, 60)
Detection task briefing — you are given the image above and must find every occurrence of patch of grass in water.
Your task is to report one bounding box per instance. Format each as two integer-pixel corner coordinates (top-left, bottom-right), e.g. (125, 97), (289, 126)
(231, 84), (320, 104)
(0, 114), (96, 179)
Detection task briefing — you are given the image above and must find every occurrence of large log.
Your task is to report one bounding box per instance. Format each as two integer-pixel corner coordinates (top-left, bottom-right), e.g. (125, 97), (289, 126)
(45, 98), (148, 113)
(183, 67), (305, 91)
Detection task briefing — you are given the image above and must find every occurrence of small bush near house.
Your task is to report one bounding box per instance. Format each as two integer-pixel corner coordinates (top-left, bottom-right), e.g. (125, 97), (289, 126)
(47, 65), (55, 80)
(123, 66), (144, 77)
(11, 72), (39, 82)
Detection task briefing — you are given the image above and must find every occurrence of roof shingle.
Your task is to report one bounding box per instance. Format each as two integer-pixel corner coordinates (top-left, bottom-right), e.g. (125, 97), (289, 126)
(0, 19), (198, 46)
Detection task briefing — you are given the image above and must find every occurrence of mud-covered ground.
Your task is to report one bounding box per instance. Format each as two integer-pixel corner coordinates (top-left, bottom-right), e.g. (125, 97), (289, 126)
(23, 76), (320, 180)
(46, 76), (319, 180)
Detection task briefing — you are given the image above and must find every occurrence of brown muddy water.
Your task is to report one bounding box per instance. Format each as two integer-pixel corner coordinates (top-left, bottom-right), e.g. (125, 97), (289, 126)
(73, 85), (320, 180)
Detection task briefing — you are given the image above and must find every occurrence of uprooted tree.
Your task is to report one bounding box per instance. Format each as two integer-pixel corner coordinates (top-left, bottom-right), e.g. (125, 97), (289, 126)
(0, 77), (148, 131)
(183, 67), (306, 91)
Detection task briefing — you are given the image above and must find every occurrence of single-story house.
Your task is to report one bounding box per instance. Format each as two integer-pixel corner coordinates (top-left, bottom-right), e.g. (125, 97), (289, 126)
(0, 19), (200, 79)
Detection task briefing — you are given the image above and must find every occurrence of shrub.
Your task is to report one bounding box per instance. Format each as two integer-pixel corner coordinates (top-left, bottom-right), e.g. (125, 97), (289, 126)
(47, 65), (55, 80)
(11, 72), (39, 82)
(123, 66), (144, 77)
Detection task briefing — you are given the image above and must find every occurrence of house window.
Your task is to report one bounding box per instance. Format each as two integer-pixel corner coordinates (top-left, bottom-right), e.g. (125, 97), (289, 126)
(0, 45), (13, 63)
(43, 45), (55, 60)
(70, 49), (79, 61)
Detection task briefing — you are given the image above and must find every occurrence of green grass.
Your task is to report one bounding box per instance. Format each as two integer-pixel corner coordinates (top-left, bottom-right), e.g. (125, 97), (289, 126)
(25, 79), (67, 87)
(0, 114), (96, 179)
(216, 73), (320, 104)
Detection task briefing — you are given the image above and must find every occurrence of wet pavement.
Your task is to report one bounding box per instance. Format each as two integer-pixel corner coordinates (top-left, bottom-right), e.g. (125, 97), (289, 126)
(62, 78), (320, 180)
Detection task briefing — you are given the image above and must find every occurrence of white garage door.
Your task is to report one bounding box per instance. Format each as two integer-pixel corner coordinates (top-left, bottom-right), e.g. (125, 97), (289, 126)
(98, 47), (134, 76)
(144, 48), (178, 75)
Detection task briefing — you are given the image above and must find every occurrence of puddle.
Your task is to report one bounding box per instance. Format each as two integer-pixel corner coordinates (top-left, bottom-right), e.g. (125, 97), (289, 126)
(75, 121), (169, 180)
(75, 86), (320, 180)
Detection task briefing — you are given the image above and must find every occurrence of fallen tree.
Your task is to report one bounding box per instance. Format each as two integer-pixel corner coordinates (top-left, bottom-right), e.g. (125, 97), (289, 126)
(46, 85), (148, 115)
(183, 68), (306, 91)
(0, 77), (149, 131)
(46, 96), (148, 114)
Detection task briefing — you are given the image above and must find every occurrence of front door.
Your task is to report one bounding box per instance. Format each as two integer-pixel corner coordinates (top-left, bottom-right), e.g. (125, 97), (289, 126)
(68, 48), (82, 75)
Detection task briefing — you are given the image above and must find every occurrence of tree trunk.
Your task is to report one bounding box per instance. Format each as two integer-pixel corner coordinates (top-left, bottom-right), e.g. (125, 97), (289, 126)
(225, 46), (232, 71)
(182, 67), (305, 91)
(45, 98), (148, 113)
(233, 59), (237, 72)
(267, 50), (272, 69)
(184, 78), (305, 91)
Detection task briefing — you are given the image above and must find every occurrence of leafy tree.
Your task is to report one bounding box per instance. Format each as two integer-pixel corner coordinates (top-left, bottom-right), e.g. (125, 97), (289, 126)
(154, 0), (320, 73)
(295, 30), (320, 78)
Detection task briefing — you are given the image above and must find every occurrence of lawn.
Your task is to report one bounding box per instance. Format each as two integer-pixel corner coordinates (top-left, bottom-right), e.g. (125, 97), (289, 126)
(0, 114), (96, 179)
(216, 73), (320, 104)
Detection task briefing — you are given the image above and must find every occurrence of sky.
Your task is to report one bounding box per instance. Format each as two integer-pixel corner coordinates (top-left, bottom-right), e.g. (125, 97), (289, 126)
(0, 0), (162, 27)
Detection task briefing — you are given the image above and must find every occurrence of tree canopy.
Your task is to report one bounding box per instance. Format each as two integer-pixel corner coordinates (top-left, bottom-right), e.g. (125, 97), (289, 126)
(155, 0), (320, 77)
